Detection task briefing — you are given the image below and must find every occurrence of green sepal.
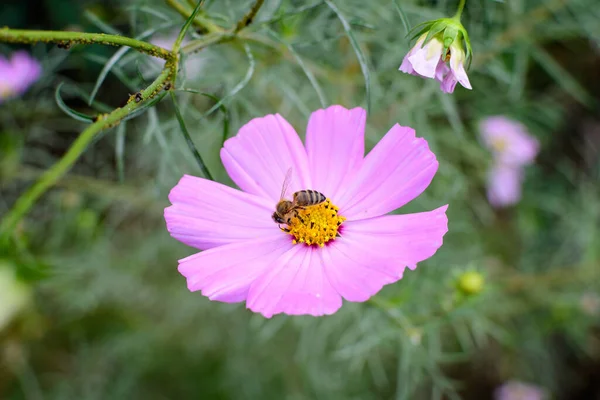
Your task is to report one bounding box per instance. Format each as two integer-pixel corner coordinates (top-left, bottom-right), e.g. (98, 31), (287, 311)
(442, 24), (459, 56)
(461, 26), (473, 69)
(424, 19), (448, 44)
(407, 20), (435, 41)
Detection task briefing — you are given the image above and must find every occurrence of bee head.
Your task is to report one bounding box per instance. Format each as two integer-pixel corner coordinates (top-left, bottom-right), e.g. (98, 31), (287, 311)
(272, 212), (285, 224)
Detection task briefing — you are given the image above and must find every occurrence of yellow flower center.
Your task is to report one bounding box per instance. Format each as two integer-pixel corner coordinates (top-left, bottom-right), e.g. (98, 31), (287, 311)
(0, 83), (14, 99)
(491, 137), (507, 152)
(282, 199), (346, 247)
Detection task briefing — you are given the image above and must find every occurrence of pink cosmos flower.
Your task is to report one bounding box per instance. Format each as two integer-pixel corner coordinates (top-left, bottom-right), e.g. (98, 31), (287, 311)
(0, 51), (41, 103)
(164, 105), (449, 318)
(480, 116), (539, 208)
(486, 164), (523, 207)
(480, 116), (539, 167)
(400, 34), (472, 94)
(494, 381), (547, 400)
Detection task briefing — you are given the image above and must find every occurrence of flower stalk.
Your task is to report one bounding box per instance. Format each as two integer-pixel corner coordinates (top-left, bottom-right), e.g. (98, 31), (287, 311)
(163, 0), (223, 34)
(0, 0), (265, 244)
(0, 68), (172, 243)
(453, 0), (467, 20)
(234, 0), (265, 32)
(0, 28), (173, 60)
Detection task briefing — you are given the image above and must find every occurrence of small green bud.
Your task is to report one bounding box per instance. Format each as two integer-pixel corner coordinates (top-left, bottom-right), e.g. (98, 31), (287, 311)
(456, 271), (484, 296)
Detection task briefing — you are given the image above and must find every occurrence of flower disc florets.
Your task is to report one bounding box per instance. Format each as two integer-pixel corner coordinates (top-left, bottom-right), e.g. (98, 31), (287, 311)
(284, 199), (346, 247)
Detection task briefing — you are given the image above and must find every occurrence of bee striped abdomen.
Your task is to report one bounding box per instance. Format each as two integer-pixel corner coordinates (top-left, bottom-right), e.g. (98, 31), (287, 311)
(293, 190), (326, 207)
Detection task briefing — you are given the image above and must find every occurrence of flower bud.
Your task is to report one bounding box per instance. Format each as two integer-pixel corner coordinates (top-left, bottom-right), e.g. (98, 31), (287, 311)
(399, 18), (472, 93)
(456, 270), (484, 296)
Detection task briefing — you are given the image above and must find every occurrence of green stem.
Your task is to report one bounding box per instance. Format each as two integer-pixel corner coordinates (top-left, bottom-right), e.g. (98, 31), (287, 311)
(164, 0), (222, 34)
(170, 91), (214, 180)
(173, 1), (204, 53)
(0, 28), (172, 60)
(453, 0), (466, 20)
(171, 0), (205, 85)
(234, 0), (265, 32)
(0, 68), (171, 243)
(181, 31), (233, 54)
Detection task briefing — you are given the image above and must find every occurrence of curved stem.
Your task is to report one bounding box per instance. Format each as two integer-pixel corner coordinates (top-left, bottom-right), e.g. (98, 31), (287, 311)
(0, 69), (171, 243)
(0, 28), (173, 60)
(235, 0), (265, 32)
(453, 0), (466, 20)
(164, 0), (223, 33)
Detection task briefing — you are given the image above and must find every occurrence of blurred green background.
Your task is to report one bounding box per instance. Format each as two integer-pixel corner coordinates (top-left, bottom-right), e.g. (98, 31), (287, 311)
(1, 0), (600, 399)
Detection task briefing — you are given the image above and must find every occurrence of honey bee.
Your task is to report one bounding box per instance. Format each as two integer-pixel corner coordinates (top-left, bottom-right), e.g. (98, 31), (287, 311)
(272, 168), (326, 225)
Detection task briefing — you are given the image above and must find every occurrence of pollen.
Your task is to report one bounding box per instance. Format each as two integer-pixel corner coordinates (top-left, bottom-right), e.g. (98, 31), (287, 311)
(491, 137), (507, 152)
(283, 199), (346, 247)
(0, 83), (13, 98)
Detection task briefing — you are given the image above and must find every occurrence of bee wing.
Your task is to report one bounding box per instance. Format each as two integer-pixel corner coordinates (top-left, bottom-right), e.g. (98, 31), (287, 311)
(280, 167), (293, 200)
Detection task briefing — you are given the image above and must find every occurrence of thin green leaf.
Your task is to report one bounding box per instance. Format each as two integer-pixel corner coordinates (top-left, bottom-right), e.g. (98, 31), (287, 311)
(58, 82), (114, 113)
(436, 89), (465, 139)
(170, 91), (214, 180)
(200, 43), (255, 119)
(530, 46), (595, 108)
(173, 0), (204, 52)
(88, 21), (175, 105)
(265, 28), (327, 108)
(55, 83), (95, 123)
(177, 89), (231, 144)
(125, 5), (172, 21)
(256, 2), (325, 26)
(115, 122), (126, 183)
(83, 10), (122, 35)
(392, 0), (411, 35)
(325, 0), (371, 112)
(85, 53), (139, 93)
(174, 43), (253, 148)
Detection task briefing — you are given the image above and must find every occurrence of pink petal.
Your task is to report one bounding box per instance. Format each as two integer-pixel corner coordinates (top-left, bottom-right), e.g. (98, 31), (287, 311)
(220, 114), (312, 203)
(324, 205), (448, 302)
(408, 38), (444, 78)
(178, 235), (293, 303)
(10, 51), (41, 94)
(399, 36), (425, 75)
(165, 175), (278, 250)
(449, 54), (471, 90)
(321, 240), (404, 302)
(440, 72), (458, 94)
(487, 165), (523, 208)
(480, 117), (539, 166)
(435, 62), (449, 82)
(399, 54), (417, 75)
(337, 124), (439, 220)
(247, 246), (342, 318)
(305, 105), (366, 199)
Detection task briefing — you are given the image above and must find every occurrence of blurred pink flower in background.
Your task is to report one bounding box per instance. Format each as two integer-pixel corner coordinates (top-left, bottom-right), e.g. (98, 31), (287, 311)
(164, 105), (448, 318)
(481, 116), (539, 167)
(399, 34), (472, 94)
(487, 164), (524, 208)
(494, 380), (547, 400)
(480, 116), (539, 208)
(0, 51), (41, 103)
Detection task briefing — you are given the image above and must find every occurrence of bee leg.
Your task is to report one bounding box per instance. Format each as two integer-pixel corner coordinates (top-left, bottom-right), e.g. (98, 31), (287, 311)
(293, 211), (305, 224)
(279, 224), (291, 233)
